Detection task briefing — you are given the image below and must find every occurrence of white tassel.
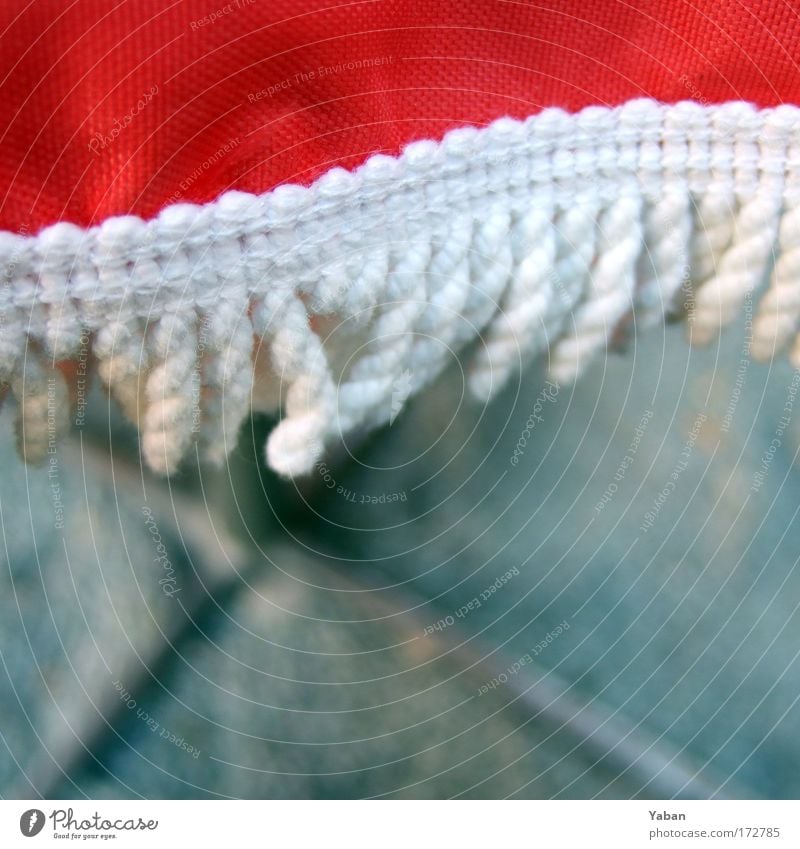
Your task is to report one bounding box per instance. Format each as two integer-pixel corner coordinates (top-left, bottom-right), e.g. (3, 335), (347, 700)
(2, 101), (800, 475)
(142, 313), (199, 474)
(466, 207), (515, 346)
(95, 320), (148, 424)
(259, 286), (337, 477)
(549, 193), (643, 383)
(336, 237), (431, 431)
(688, 104), (745, 308)
(198, 301), (255, 464)
(633, 102), (694, 329)
(11, 351), (70, 465)
(407, 216), (473, 394)
(691, 104), (776, 344)
(751, 107), (800, 360)
(0, 231), (33, 385)
(468, 202), (555, 400)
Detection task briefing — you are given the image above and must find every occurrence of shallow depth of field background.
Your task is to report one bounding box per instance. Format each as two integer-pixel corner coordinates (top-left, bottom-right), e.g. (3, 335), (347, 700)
(1, 313), (799, 799)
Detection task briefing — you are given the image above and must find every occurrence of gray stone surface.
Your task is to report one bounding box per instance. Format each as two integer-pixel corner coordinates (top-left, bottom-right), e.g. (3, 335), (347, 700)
(2, 316), (799, 798)
(308, 318), (800, 798)
(0, 410), (197, 797)
(62, 555), (639, 799)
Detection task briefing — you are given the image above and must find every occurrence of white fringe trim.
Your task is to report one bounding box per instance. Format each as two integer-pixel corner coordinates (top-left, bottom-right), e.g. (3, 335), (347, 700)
(2, 98), (798, 476)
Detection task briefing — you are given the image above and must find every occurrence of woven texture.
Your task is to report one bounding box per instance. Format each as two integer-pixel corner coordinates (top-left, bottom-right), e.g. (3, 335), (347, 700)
(3, 100), (800, 476)
(1, 0), (800, 232)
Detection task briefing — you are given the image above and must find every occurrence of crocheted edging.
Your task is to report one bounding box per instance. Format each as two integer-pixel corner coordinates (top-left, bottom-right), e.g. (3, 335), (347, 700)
(1, 98), (798, 476)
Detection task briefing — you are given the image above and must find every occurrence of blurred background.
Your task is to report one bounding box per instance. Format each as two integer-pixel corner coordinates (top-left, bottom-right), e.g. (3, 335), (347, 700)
(2, 313), (799, 799)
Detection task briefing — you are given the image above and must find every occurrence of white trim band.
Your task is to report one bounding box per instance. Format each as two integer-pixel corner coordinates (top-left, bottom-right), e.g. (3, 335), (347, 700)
(1, 98), (798, 475)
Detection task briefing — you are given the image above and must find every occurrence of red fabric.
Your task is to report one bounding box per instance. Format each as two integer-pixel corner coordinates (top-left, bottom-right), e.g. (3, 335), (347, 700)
(1, 0), (798, 234)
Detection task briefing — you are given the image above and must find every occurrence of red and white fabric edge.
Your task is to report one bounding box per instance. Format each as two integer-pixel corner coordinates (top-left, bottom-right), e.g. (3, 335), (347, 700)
(2, 98), (798, 476)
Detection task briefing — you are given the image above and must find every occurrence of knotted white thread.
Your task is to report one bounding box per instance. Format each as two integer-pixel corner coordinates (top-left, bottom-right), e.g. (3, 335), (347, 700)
(258, 285), (338, 477)
(95, 319), (149, 423)
(633, 101), (695, 330)
(468, 202), (555, 400)
(11, 350), (70, 465)
(1, 100), (799, 476)
(142, 312), (198, 474)
(751, 107), (800, 362)
(549, 193), (643, 383)
(692, 104), (785, 344)
(407, 216), (473, 395)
